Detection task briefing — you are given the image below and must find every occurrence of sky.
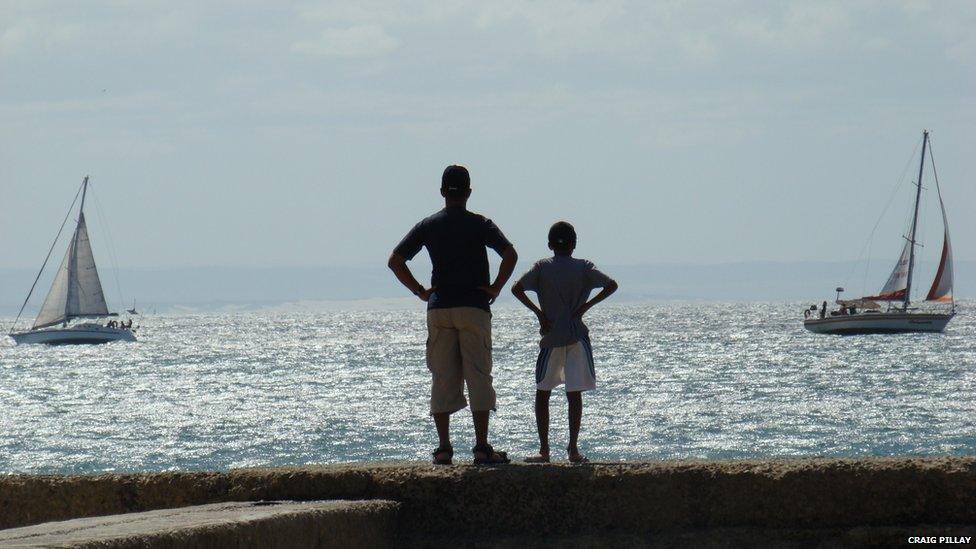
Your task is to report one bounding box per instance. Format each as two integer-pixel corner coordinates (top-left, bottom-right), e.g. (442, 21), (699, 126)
(1, 1), (974, 272)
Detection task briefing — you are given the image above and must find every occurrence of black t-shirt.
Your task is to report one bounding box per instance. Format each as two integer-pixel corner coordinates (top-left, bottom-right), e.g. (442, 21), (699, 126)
(394, 207), (512, 312)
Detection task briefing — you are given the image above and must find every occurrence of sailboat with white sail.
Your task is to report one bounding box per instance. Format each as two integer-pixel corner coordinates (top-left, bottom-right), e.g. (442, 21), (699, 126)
(804, 131), (955, 335)
(9, 177), (137, 345)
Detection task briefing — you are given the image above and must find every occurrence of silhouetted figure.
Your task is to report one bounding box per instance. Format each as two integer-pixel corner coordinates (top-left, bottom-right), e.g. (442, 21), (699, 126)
(388, 164), (518, 466)
(512, 221), (618, 464)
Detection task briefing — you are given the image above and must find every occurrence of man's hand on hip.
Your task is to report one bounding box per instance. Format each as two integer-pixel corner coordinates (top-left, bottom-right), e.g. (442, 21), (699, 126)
(416, 287), (436, 302)
(479, 283), (502, 304)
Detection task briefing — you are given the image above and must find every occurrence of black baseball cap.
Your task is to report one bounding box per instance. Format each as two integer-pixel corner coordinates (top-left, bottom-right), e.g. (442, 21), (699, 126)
(548, 221), (577, 247)
(441, 165), (470, 197)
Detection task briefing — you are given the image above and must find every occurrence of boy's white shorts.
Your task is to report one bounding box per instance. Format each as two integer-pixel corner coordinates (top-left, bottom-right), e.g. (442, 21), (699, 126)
(535, 338), (596, 392)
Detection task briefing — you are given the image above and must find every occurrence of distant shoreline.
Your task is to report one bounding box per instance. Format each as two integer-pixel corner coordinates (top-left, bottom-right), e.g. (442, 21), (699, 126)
(0, 259), (971, 315)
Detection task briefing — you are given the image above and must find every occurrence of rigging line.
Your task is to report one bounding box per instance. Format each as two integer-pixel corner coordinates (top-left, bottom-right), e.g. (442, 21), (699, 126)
(928, 138), (946, 208)
(851, 141), (921, 288)
(88, 183), (126, 310)
(7, 181), (84, 334)
(844, 138), (922, 293)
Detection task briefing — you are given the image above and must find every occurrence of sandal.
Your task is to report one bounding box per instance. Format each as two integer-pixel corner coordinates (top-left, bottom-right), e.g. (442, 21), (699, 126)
(524, 453), (550, 464)
(568, 448), (589, 464)
(432, 446), (453, 465)
(472, 443), (510, 465)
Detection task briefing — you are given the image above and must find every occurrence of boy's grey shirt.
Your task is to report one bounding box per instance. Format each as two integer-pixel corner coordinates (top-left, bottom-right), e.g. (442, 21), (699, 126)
(517, 256), (614, 348)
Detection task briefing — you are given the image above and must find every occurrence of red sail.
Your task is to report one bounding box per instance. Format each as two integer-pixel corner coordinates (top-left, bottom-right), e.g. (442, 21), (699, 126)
(926, 229), (953, 302)
(926, 174), (953, 303)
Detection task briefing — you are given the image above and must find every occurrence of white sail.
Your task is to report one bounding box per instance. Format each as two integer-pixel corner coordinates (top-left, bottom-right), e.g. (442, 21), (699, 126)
(32, 212), (109, 329)
(33, 239), (73, 329)
(864, 239), (910, 301)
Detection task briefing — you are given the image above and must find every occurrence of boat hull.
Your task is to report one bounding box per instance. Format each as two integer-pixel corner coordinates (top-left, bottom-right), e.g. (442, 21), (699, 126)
(10, 326), (136, 345)
(804, 312), (954, 335)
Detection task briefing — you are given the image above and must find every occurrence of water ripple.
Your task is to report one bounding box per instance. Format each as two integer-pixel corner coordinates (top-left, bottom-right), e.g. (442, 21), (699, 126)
(1, 301), (974, 473)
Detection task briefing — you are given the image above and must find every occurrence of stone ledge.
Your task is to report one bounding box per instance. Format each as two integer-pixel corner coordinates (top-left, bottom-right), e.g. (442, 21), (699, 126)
(2, 457), (974, 539)
(0, 500), (398, 549)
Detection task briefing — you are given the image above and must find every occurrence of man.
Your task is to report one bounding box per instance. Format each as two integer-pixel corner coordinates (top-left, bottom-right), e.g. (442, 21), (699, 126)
(388, 165), (518, 465)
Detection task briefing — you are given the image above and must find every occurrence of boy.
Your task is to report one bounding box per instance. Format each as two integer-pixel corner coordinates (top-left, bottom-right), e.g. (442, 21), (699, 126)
(511, 221), (618, 463)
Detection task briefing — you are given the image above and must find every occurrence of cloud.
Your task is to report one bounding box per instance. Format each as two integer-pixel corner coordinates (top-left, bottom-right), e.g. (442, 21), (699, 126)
(731, 2), (851, 50)
(927, 1), (976, 69)
(0, 3), (203, 58)
(474, 1), (631, 55)
(291, 24), (399, 58)
(0, 17), (83, 57)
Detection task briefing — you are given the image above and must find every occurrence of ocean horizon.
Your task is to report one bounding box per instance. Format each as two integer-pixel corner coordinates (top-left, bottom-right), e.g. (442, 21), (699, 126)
(2, 259), (974, 316)
(1, 301), (972, 475)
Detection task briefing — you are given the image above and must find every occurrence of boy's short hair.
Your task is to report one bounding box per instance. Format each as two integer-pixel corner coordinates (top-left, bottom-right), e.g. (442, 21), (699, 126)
(548, 221), (576, 249)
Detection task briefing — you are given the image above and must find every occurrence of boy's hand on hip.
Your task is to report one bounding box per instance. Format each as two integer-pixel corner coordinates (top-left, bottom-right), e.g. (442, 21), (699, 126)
(479, 284), (502, 304)
(417, 287), (436, 302)
(537, 312), (552, 335)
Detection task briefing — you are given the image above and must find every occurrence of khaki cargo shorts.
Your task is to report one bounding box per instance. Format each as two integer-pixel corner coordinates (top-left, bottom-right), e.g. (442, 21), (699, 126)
(426, 306), (496, 414)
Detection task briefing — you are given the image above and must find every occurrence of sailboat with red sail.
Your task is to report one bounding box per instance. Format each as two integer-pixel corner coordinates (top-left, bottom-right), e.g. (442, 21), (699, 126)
(804, 131), (955, 334)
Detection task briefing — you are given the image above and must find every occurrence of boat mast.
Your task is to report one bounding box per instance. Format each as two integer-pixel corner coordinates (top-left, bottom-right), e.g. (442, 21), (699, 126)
(79, 176), (89, 215)
(66, 176), (89, 319)
(904, 131), (927, 310)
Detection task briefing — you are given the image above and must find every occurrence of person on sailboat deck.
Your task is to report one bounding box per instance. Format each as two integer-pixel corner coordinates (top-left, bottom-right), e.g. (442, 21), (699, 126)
(388, 164), (518, 466)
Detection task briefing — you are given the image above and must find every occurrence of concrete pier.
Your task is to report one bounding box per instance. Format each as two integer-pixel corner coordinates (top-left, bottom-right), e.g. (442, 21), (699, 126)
(1, 457), (974, 546)
(0, 500), (398, 548)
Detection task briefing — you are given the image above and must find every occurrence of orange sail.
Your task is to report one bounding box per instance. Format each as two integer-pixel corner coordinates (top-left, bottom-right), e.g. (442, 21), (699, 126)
(926, 213), (953, 303)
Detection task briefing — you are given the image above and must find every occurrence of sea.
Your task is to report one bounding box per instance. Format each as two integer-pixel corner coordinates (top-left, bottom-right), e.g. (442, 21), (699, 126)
(1, 302), (974, 474)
